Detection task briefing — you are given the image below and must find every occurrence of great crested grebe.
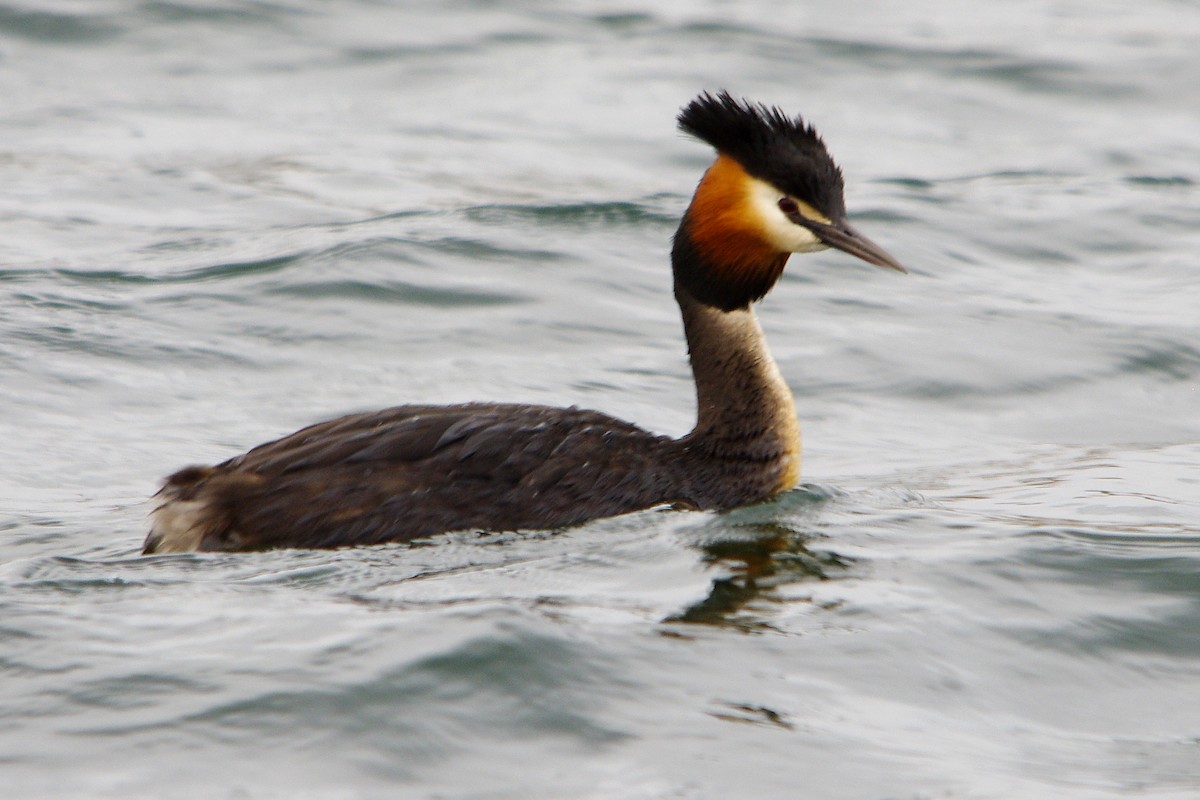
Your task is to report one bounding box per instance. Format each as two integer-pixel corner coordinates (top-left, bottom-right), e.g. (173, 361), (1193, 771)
(143, 92), (906, 555)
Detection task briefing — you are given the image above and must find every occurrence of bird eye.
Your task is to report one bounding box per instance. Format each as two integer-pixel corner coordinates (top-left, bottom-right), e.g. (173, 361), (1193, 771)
(778, 197), (799, 215)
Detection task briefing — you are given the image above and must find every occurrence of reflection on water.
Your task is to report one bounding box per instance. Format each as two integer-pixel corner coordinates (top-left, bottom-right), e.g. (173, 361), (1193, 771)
(2, 0), (1199, 797)
(671, 520), (850, 628)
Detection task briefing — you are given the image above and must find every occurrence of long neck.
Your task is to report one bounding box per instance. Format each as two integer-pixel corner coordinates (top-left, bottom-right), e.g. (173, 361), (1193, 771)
(672, 281), (801, 504)
(667, 162), (803, 504)
(676, 280), (799, 449)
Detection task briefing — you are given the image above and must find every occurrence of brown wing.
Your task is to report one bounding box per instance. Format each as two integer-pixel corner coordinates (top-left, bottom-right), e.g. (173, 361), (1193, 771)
(147, 403), (683, 552)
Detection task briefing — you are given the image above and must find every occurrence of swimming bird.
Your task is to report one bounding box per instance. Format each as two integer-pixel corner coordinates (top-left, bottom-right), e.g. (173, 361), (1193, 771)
(143, 92), (906, 555)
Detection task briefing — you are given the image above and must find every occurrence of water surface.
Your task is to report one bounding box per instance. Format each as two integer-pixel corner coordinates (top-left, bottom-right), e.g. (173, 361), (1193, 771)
(2, 1), (1198, 797)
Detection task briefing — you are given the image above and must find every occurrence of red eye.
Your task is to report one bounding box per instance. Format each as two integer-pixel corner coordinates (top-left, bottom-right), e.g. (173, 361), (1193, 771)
(778, 198), (798, 215)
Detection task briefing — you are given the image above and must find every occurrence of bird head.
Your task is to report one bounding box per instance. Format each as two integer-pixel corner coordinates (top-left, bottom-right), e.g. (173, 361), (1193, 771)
(674, 92), (905, 311)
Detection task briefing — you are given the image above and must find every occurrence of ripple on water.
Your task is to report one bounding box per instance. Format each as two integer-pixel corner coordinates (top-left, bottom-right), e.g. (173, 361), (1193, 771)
(465, 200), (677, 229)
(66, 618), (631, 779)
(2, 2), (1199, 796)
(0, 6), (123, 43)
(53, 253), (302, 285)
(266, 274), (527, 308)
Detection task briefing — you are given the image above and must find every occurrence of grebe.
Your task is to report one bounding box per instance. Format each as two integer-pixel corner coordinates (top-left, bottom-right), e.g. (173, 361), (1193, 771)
(143, 92), (906, 555)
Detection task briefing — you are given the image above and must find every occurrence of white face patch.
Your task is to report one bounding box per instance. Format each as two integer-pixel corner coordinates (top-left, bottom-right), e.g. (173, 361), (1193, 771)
(745, 176), (829, 254)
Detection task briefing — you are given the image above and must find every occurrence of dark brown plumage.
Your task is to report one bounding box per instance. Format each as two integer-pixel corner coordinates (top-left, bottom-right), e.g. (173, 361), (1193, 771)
(144, 92), (905, 554)
(147, 404), (683, 552)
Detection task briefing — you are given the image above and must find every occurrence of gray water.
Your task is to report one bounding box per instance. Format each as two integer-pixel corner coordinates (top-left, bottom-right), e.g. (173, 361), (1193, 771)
(2, 1), (1199, 798)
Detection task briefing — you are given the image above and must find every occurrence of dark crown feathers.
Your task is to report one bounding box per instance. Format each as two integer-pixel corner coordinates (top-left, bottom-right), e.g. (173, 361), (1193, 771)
(677, 91), (846, 221)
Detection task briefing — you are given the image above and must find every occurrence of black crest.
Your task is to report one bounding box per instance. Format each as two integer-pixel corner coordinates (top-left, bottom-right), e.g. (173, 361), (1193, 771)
(678, 91), (846, 221)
